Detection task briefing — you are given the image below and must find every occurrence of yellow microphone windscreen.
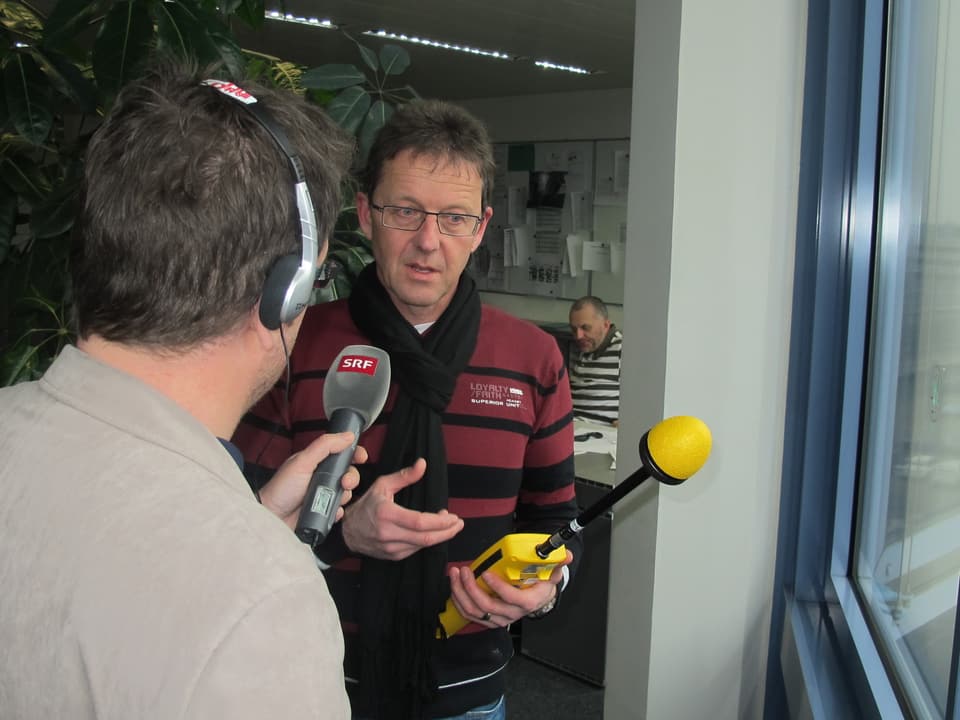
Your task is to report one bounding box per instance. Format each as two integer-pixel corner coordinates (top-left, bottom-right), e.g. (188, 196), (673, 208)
(646, 415), (712, 480)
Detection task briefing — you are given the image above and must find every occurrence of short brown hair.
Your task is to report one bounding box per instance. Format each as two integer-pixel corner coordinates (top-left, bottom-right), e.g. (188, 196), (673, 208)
(359, 99), (495, 209)
(71, 60), (354, 347)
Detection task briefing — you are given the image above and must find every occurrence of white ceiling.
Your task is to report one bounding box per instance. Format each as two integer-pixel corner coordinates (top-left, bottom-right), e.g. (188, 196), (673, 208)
(234, 0), (636, 100)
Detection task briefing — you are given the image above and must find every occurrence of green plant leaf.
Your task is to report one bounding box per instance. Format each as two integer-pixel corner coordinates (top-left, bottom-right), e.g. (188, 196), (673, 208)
(355, 44), (378, 73)
(325, 85), (370, 134)
(301, 64), (366, 91)
(265, 60), (304, 93)
(30, 177), (79, 239)
(2, 342), (38, 386)
(304, 87), (336, 105)
(4, 52), (53, 145)
(0, 0), (44, 39)
(207, 24), (247, 78)
(30, 47), (99, 114)
(233, 0), (265, 28)
(358, 99), (392, 161)
(0, 72), (8, 131)
(41, 0), (99, 50)
(1, 153), (51, 201)
(92, 0), (155, 103)
(379, 45), (410, 76)
(154, 0), (221, 67)
(0, 187), (16, 263)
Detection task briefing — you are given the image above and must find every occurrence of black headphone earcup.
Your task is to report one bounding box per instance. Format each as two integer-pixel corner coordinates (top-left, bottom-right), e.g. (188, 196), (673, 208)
(260, 254), (300, 330)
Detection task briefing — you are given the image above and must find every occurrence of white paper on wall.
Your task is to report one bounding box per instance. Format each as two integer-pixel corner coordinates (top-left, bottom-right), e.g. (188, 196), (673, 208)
(503, 226), (532, 268)
(564, 232), (589, 277)
(534, 207), (563, 255)
(503, 228), (517, 267)
(582, 240), (612, 272)
(569, 191), (592, 232)
(528, 254), (562, 296)
(507, 186), (527, 226)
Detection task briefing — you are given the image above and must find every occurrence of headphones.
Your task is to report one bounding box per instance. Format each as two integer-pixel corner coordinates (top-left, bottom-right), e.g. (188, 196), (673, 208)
(201, 79), (318, 330)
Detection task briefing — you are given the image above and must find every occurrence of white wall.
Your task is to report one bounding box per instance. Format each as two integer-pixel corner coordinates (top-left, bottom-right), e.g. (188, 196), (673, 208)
(605, 1), (805, 719)
(460, 88), (632, 142)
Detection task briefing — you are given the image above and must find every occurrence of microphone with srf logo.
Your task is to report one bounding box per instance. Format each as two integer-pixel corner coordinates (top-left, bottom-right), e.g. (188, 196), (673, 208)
(295, 345), (391, 549)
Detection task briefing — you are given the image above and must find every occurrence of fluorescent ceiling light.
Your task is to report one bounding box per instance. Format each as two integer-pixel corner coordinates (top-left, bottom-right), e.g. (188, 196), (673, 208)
(363, 29), (515, 61)
(265, 10), (337, 29)
(534, 60), (592, 75)
(263, 10), (599, 75)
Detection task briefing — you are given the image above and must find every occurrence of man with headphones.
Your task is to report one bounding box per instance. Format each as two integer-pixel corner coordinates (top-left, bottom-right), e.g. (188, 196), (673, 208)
(0, 63), (400, 718)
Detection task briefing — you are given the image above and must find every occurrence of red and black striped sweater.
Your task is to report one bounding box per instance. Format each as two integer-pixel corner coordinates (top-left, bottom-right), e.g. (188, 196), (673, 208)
(233, 299), (581, 717)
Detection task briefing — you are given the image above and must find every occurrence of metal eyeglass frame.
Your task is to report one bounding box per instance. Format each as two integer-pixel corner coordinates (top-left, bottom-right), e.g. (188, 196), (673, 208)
(370, 203), (482, 237)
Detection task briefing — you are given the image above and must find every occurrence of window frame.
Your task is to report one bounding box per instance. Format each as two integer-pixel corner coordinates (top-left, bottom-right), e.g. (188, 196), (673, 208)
(762, 0), (926, 717)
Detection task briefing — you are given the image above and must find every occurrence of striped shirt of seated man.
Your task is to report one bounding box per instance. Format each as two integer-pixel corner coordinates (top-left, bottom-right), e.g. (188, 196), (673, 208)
(568, 295), (622, 426)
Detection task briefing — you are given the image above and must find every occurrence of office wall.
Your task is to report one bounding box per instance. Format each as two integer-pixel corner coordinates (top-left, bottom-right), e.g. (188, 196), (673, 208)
(463, 90), (633, 325)
(459, 88), (632, 143)
(458, 88), (632, 326)
(605, 2), (805, 719)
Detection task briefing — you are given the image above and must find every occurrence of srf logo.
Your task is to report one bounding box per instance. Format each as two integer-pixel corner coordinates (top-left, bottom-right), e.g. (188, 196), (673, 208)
(201, 79), (258, 105)
(338, 355), (379, 375)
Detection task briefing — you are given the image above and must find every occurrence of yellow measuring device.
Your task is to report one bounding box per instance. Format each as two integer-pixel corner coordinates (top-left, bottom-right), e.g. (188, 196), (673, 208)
(437, 415), (713, 639)
(438, 533), (566, 637)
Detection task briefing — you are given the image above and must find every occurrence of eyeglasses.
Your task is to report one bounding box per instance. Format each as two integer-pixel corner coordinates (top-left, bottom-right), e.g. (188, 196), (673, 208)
(314, 258), (340, 289)
(370, 203), (482, 237)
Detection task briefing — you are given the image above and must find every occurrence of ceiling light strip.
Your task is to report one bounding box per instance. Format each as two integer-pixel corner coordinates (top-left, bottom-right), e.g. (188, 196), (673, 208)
(363, 29), (515, 60)
(265, 10), (337, 29)
(263, 11), (598, 75)
(534, 60), (592, 75)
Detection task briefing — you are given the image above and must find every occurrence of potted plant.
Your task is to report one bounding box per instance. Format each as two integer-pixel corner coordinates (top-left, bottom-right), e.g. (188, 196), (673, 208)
(0, 0), (415, 384)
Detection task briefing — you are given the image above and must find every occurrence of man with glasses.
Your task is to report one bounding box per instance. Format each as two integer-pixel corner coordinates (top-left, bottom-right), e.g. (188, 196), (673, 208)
(234, 100), (581, 720)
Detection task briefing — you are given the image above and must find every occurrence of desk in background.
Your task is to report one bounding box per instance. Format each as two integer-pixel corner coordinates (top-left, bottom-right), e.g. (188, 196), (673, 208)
(520, 424), (617, 686)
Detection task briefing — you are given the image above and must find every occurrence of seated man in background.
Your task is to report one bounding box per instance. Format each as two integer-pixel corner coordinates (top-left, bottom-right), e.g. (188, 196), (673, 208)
(568, 296), (623, 426)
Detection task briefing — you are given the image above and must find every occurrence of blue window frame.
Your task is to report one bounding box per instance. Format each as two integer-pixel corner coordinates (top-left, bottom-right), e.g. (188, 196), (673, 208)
(765, 0), (960, 717)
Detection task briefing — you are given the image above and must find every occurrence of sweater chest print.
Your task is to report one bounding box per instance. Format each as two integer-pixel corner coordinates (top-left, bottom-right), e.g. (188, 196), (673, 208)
(468, 381), (528, 411)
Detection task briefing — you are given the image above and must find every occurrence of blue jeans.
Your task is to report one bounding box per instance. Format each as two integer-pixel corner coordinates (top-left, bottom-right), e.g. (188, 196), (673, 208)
(435, 695), (506, 720)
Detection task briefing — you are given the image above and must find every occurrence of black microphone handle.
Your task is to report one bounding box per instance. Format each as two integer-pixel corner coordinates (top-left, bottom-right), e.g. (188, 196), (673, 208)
(295, 408), (365, 548)
(535, 465), (653, 558)
(535, 429), (665, 558)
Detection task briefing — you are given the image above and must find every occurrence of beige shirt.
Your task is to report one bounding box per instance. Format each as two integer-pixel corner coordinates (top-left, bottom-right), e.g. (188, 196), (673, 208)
(0, 346), (349, 719)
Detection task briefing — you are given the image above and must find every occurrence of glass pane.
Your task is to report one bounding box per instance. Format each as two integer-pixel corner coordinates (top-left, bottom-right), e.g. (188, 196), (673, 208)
(854, 2), (960, 718)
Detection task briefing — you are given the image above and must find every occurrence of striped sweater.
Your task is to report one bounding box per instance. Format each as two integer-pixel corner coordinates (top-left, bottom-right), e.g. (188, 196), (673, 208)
(569, 327), (623, 425)
(233, 299), (580, 718)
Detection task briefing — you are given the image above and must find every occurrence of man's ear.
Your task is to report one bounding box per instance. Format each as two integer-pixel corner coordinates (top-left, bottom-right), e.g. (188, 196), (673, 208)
(249, 300), (278, 351)
(356, 192), (374, 239)
(471, 206), (494, 253)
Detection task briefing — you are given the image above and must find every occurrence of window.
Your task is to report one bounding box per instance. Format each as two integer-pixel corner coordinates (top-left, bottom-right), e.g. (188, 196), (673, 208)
(855, 2), (960, 717)
(766, 1), (960, 718)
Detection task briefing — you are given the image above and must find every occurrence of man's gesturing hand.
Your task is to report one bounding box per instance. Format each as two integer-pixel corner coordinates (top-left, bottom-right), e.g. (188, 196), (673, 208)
(342, 458), (464, 560)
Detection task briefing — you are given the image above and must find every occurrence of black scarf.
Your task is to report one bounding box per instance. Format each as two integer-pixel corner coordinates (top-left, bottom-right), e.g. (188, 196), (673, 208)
(349, 263), (481, 720)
